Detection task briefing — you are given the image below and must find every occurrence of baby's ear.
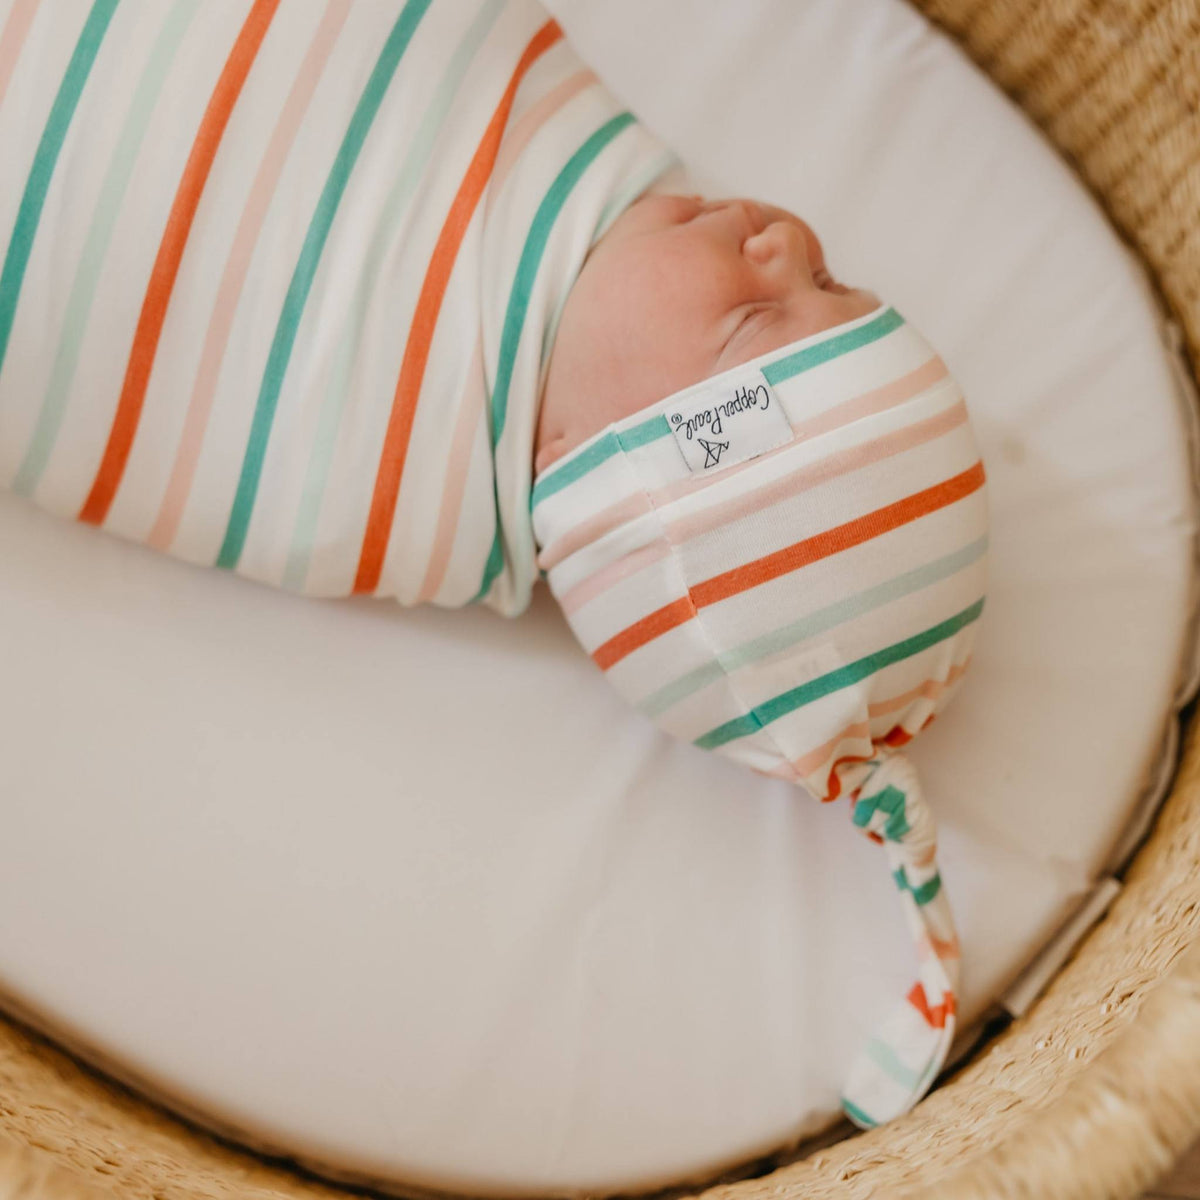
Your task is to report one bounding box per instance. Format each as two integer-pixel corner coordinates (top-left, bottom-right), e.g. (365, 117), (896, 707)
(534, 434), (569, 477)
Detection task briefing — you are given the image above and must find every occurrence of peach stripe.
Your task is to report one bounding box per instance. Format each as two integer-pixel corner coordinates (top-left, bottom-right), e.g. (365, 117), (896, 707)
(589, 461), (984, 671)
(865, 657), (970, 720)
(560, 536), (669, 614)
(793, 355), (948, 441)
(398, 68), (598, 601)
(776, 722), (871, 783)
(916, 931), (961, 962)
(484, 65), (595, 217)
(147, 0), (351, 552)
(759, 721), (872, 783)
(692, 461), (984, 608)
(653, 355), (949, 508)
(353, 19), (563, 594)
(414, 337), (487, 603)
(787, 659), (972, 780)
(538, 489), (650, 571)
(910, 843), (938, 870)
(536, 356), (951, 573)
(0, 0), (39, 111)
(668, 399), (968, 543)
(79, 0), (281, 526)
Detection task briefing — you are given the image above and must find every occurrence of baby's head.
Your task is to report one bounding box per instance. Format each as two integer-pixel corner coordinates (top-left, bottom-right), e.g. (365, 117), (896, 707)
(530, 194), (990, 1128)
(530, 185), (987, 790)
(535, 192), (880, 475)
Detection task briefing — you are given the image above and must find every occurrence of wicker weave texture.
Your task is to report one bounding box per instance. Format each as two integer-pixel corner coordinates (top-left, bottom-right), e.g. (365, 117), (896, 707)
(1, 1), (1199, 1197)
(919, 0), (1200, 365)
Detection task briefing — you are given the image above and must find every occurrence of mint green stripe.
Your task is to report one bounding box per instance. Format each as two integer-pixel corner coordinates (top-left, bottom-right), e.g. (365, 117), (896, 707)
(539, 148), (681, 369)
(694, 596), (985, 751)
(529, 306), (903, 510)
(622, 412), (671, 450)
(533, 429), (622, 508)
(0, 0), (119, 384)
(490, 112), (636, 447)
(640, 535), (989, 719)
(530, 410), (670, 510)
(592, 150), (680, 246)
(282, 320), (358, 591)
(853, 784), (911, 841)
(475, 523), (505, 602)
(217, 0), (432, 571)
(761, 306), (903, 386)
(893, 866), (942, 905)
(282, 0), (505, 592)
(865, 1036), (921, 1090)
(13, 0), (196, 496)
(914, 1047), (943, 1095)
(473, 110), (636, 604)
(841, 1097), (878, 1129)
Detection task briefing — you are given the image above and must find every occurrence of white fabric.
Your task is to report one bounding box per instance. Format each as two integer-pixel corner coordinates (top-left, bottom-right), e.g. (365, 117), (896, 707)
(0, 0), (673, 617)
(0, 0), (1195, 1195)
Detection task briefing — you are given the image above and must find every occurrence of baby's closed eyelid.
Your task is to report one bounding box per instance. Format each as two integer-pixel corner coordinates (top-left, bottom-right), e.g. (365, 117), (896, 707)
(720, 302), (775, 358)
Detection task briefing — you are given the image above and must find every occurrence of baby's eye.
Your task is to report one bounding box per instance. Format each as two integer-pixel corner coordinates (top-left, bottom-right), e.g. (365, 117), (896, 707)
(724, 305), (772, 352)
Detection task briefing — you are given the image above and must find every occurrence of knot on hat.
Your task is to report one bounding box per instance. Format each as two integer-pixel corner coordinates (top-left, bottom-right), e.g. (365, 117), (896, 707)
(840, 747), (960, 1129)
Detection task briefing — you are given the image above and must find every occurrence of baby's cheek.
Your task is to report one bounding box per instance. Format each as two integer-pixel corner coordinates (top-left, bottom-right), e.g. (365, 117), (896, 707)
(649, 247), (739, 338)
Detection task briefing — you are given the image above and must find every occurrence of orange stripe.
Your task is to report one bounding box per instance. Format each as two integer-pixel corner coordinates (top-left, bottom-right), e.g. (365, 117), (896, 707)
(415, 69), (597, 603)
(481, 65), (595, 223)
(147, 0), (351, 553)
(690, 460), (986, 608)
(352, 18), (563, 594)
(591, 595), (695, 671)
(78, 0), (280, 526)
(825, 752), (876, 803)
(907, 981), (956, 1029)
(590, 461), (985, 671)
(669, 400), (969, 546)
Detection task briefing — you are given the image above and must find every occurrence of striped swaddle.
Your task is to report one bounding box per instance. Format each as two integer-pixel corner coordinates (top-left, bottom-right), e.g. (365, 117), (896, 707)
(0, 0), (674, 614)
(531, 304), (991, 1126)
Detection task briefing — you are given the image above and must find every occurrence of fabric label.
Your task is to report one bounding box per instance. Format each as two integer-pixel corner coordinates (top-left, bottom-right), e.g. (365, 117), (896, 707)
(665, 369), (792, 475)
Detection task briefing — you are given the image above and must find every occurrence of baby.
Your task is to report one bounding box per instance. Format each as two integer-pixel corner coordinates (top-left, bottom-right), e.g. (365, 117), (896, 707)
(536, 191), (881, 474)
(0, 0), (987, 1129)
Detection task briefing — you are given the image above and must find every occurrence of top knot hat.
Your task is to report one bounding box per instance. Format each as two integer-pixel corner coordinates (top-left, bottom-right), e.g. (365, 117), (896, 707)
(529, 303), (990, 1127)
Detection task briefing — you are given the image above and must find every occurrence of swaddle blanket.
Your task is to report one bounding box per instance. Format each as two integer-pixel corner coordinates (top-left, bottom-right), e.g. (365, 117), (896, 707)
(0, 0), (673, 615)
(531, 304), (991, 1126)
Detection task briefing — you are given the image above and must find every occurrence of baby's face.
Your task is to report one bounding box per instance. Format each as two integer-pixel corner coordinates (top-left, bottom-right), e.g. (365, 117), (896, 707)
(535, 193), (881, 475)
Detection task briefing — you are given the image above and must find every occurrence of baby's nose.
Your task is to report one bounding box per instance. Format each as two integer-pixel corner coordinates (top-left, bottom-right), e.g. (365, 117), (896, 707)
(744, 220), (814, 276)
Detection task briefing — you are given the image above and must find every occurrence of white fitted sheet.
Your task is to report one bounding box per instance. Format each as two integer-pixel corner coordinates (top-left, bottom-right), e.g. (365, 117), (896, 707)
(0, 0), (1197, 1195)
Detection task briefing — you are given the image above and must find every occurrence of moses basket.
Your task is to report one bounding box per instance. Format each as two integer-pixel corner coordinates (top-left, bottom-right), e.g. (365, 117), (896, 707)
(3, 1), (1200, 1197)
